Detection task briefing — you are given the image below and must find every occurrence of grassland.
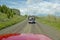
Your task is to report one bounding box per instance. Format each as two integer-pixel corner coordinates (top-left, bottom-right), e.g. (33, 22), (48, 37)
(37, 16), (60, 30)
(0, 13), (26, 30)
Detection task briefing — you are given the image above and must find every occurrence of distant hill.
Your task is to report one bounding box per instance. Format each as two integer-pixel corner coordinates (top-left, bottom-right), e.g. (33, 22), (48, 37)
(12, 9), (20, 16)
(0, 5), (20, 19)
(0, 5), (20, 15)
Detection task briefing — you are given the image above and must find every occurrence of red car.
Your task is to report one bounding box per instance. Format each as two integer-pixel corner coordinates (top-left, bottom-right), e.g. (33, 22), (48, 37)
(0, 33), (52, 40)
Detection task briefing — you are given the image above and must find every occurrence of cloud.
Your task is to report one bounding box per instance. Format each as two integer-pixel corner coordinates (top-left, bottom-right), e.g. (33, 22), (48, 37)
(9, 1), (19, 5)
(0, 0), (60, 16)
(19, 8), (28, 15)
(43, 0), (60, 3)
(24, 0), (60, 16)
(27, 0), (43, 4)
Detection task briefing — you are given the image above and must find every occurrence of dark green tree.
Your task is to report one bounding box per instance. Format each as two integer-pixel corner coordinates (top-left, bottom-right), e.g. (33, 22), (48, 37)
(1, 5), (8, 13)
(0, 5), (1, 12)
(0, 4), (21, 19)
(10, 9), (14, 18)
(7, 9), (11, 19)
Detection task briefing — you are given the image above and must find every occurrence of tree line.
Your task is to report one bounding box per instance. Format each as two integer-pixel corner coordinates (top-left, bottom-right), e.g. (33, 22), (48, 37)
(0, 5), (20, 19)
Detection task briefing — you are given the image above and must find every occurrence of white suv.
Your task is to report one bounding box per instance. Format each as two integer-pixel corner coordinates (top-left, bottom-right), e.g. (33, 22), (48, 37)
(28, 16), (36, 24)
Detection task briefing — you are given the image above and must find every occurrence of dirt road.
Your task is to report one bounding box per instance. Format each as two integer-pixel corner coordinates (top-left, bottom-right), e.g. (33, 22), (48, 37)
(0, 20), (60, 40)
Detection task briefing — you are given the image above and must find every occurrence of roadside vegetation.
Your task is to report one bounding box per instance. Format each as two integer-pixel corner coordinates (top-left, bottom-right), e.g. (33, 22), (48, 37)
(37, 15), (60, 30)
(0, 5), (26, 30)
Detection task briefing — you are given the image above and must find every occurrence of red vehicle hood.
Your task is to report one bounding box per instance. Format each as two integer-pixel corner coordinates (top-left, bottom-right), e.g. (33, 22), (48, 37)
(0, 34), (52, 40)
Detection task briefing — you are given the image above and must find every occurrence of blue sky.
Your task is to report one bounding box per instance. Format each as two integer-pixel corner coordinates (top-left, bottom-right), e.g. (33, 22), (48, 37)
(0, 0), (60, 16)
(0, 0), (27, 8)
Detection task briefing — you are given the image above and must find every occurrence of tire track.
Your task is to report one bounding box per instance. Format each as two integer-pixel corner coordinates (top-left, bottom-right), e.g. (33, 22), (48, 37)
(32, 24), (43, 34)
(36, 22), (60, 40)
(20, 23), (32, 33)
(11, 20), (27, 33)
(0, 20), (27, 34)
(31, 24), (42, 34)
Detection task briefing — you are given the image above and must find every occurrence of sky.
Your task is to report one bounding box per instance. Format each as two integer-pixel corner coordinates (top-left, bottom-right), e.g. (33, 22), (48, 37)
(0, 0), (60, 16)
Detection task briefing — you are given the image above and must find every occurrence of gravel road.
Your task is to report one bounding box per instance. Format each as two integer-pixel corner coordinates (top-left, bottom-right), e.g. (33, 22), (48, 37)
(0, 20), (60, 40)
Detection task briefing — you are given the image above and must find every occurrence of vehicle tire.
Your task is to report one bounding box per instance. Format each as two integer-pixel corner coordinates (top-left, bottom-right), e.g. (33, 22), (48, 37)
(29, 22), (31, 24)
(33, 22), (35, 24)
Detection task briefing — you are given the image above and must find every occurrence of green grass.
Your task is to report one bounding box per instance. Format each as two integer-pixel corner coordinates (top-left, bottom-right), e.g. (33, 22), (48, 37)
(0, 13), (26, 30)
(37, 17), (60, 30)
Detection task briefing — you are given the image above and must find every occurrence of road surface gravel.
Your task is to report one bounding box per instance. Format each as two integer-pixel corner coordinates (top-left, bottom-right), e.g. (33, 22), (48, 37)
(0, 20), (60, 40)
